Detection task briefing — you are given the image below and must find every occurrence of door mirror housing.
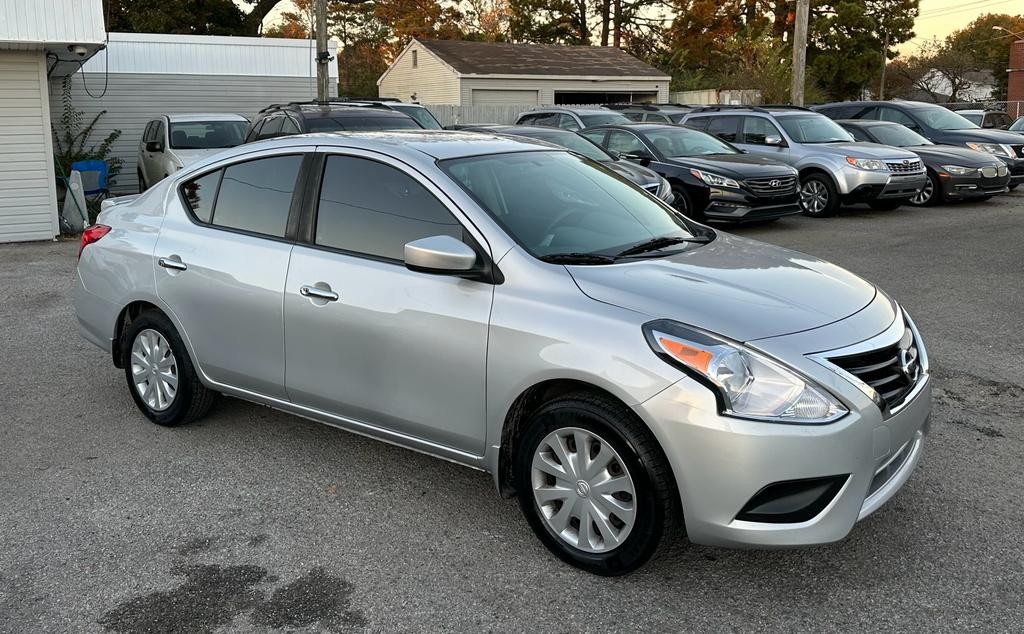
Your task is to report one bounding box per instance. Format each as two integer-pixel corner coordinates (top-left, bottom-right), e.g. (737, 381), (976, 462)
(621, 151), (654, 165)
(146, 141), (164, 153)
(765, 135), (784, 147)
(404, 235), (478, 275)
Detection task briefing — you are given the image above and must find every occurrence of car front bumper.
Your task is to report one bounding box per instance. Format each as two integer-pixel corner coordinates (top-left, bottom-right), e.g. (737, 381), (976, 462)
(939, 171), (1010, 199)
(841, 170), (927, 201)
(634, 300), (931, 548)
(704, 189), (802, 223)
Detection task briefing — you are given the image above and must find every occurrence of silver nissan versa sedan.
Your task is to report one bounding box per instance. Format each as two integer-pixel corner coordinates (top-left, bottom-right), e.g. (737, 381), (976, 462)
(75, 131), (931, 575)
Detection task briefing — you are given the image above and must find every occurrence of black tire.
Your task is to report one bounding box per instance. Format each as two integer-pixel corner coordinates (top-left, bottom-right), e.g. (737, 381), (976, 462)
(122, 310), (216, 426)
(799, 172), (840, 217)
(907, 170), (942, 207)
(514, 391), (680, 576)
(671, 186), (704, 222)
(867, 199), (904, 211)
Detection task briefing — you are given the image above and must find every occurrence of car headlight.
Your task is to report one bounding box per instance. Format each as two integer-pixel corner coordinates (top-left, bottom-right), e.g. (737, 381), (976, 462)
(690, 169), (739, 188)
(998, 165), (1009, 176)
(643, 320), (847, 424)
(941, 165), (978, 176)
(655, 176), (672, 200)
(965, 142), (1014, 158)
(845, 156), (888, 171)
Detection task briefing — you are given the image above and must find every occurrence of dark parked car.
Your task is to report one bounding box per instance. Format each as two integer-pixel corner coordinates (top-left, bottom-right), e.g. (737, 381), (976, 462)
(605, 103), (696, 123)
(460, 125), (674, 204)
(244, 101), (421, 142)
(514, 107), (631, 130)
(580, 123), (801, 223)
(839, 120), (1010, 206)
(337, 99), (444, 129)
(1010, 116), (1024, 133)
(814, 101), (1024, 189)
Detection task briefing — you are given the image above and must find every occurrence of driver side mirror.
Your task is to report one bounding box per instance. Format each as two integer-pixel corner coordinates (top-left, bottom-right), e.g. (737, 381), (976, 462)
(146, 141), (164, 153)
(765, 135), (784, 147)
(404, 235), (478, 275)
(621, 150), (654, 165)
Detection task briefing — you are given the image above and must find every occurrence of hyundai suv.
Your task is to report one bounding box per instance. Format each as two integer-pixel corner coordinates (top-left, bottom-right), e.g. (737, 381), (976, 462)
(682, 106), (927, 216)
(813, 101), (1024, 189)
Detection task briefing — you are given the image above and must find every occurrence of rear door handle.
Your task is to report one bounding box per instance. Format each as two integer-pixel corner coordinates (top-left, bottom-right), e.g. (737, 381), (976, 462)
(158, 257), (187, 271)
(300, 285), (339, 302)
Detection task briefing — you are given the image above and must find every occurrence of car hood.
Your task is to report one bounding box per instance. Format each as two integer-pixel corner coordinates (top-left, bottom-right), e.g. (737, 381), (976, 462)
(567, 232), (877, 341)
(807, 142), (919, 160)
(665, 153), (796, 179)
(906, 145), (1003, 167)
(171, 148), (234, 167)
(933, 128), (1024, 145)
(604, 160), (660, 187)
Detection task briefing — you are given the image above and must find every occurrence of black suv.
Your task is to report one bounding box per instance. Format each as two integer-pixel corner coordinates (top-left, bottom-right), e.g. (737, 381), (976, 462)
(581, 123), (801, 223)
(605, 103), (696, 123)
(244, 101), (421, 142)
(814, 100), (1024, 188)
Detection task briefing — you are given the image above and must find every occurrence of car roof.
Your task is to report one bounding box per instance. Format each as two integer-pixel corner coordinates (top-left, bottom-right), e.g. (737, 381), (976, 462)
(237, 130), (558, 160)
(483, 125), (576, 135)
(165, 113), (248, 123)
(524, 107), (612, 115)
(586, 123), (682, 131)
(297, 107), (412, 119)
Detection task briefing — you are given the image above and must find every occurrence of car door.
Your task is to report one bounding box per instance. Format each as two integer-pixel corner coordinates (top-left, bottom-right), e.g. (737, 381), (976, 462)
(283, 150), (493, 455)
(142, 119), (165, 186)
(604, 129), (652, 159)
(736, 116), (790, 162)
(154, 148), (310, 399)
(703, 116), (741, 143)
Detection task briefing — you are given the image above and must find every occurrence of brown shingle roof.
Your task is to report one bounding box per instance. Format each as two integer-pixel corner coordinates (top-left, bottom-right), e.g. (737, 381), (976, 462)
(416, 39), (669, 78)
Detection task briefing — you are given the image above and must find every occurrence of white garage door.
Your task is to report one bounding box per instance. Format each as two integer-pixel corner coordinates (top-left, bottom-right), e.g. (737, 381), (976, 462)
(0, 52), (58, 243)
(471, 89), (539, 106)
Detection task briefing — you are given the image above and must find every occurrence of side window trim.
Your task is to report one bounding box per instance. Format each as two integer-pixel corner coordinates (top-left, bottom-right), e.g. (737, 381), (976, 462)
(175, 149), (313, 244)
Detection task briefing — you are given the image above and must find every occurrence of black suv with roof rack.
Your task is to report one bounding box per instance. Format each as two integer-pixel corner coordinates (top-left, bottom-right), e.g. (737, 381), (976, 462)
(333, 97), (443, 129)
(243, 100), (421, 143)
(604, 103), (697, 123)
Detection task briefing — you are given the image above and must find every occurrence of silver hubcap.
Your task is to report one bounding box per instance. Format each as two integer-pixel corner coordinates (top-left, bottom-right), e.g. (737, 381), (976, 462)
(800, 180), (829, 214)
(911, 178), (933, 205)
(131, 329), (178, 411)
(531, 427), (636, 553)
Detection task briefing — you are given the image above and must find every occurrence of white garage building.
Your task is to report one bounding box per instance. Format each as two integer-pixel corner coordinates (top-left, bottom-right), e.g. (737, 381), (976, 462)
(378, 39), (670, 106)
(0, 0), (106, 243)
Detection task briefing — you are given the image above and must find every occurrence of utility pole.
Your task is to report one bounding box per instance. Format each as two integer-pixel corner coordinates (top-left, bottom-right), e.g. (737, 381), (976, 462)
(790, 0), (810, 106)
(314, 0), (331, 103)
(879, 32), (890, 100)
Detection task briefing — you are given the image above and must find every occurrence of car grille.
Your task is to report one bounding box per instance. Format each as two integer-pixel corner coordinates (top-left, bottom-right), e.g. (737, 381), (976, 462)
(886, 160), (923, 173)
(829, 328), (921, 413)
(744, 175), (797, 197)
(1011, 144), (1024, 158)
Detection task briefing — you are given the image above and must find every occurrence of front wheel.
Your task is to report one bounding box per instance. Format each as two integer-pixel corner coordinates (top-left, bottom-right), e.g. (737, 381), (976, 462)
(671, 186), (704, 222)
(514, 392), (680, 576)
(908, 171), (941, 207)
(123, 310), (216, 426)
(799, 173), (840, 217)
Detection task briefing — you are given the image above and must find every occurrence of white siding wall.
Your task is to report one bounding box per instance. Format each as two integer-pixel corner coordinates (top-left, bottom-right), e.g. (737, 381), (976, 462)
(459, 77), (669, 105)
(0, 0), (105, 47)
(378, 45), (460, 104)
(52, 72), (336, 194)
(0, 52), (57, 243)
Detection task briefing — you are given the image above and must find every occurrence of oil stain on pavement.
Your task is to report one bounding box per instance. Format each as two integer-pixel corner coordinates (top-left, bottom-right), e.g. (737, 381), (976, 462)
(99, 563), (365, 633)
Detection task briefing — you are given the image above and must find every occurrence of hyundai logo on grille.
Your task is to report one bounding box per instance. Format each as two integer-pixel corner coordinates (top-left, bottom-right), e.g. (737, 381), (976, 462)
(769, 179), (781, 187)
(899, 346), (920, 383)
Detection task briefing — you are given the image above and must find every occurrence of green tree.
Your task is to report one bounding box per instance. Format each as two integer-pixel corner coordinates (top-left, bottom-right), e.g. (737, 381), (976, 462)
(945, 13), (1024, 101)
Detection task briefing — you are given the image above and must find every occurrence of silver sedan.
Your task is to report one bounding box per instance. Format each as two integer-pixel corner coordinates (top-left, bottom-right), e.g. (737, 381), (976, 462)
(75, 131), (931, 575)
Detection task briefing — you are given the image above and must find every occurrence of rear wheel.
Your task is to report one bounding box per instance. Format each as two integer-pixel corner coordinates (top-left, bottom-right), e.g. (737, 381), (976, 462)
(799, 173), (840, 217)
(908, 171), (941, 206)
(514, 392), (680, 576)
(123, 310), (216, 426)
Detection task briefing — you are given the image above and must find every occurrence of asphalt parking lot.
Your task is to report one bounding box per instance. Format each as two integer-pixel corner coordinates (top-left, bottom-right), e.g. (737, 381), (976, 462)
(2, 192), (1023, 633)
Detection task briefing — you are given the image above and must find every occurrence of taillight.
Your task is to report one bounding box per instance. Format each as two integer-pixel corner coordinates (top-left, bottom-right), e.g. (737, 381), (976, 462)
(78, 224), (111, 259)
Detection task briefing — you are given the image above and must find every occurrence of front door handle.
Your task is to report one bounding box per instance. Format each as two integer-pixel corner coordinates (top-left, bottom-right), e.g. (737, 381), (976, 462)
(300, 285), (339, 302)
(158, 257), (187, 271)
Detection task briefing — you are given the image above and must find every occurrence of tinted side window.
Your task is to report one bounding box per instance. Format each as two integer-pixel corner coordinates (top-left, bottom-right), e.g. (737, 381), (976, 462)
(258, 116), (284, 139)
(212, 155), (302, 237)
(646, 113), (670, 123)
(315, 155), (464, 261)
(605, 130), (647, 155)
(704, 116), (740, 142)
(877, 107), (916, 127)
(532, 113), (558, 127)
(143, 121), (155, 143)
(683, 117), (710, 131)
(181, 170), (221, 223)
(845, 126), (872, 142)
(281, 117), (300, 135)
(152, 120), (165, 145)
(579, 129), (607, 146)
(245, 119), (265, 142)
(517, 114), (538, 125)
(557, 114), (580, 130)
(741, 117), (781, 144)
(624, 111), (645, 121)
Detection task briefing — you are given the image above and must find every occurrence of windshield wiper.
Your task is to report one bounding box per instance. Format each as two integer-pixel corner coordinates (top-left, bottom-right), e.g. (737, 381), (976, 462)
(539, 252), (618, 265)
(615, 235), (711, 257)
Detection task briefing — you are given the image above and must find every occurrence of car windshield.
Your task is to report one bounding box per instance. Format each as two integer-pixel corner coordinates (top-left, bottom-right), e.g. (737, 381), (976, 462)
(643, 127), (738, 156)
(1011, 117), (1024, 132)
(911, 106), (978, 130)
(390, 105), (441, 129)
(168, 121), (248, 149)
(867, 124), (933, 147)
(305, 116), (421, 132)
(961, 113), (983, 125)
(580, 113), (632, 127)
(777, 114), (854, 143)
(512, 130), (613, 162)
(442, 151), (695, 259)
